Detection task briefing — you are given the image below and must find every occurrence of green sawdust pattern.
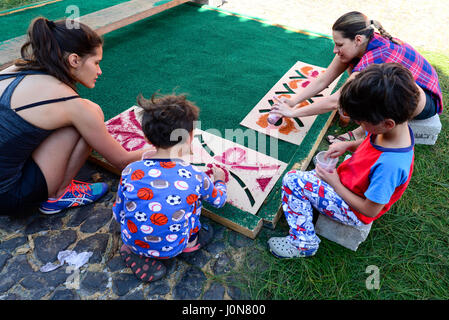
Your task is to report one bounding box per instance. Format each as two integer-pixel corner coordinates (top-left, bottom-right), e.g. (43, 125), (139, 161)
(0, 0), (131, 42)
(78, 3), (347, 225)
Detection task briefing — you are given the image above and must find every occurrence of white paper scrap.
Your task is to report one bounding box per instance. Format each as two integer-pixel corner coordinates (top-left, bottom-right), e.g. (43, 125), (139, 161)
(40, 250), (93, 272)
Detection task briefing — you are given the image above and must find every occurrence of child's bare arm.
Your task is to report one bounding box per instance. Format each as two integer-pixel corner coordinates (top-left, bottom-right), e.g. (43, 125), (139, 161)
(315, 165), (384, 218)
(325, 139), (363, 159)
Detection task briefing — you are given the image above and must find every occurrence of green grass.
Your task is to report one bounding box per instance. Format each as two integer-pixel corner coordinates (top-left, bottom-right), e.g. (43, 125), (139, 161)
(0, 0), (44, 11)
(236, 50), (449, 300)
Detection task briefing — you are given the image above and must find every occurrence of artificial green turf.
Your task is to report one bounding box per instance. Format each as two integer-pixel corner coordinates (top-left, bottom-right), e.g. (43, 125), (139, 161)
(80, 3), (340, 160)
(0, 0), (131, 42)
(77, 2), (345, 226)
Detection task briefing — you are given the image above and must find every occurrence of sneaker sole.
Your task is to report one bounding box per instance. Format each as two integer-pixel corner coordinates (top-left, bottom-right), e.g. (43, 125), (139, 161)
(38, 184), (109, 215)
(39, 207), (62, 215)
(267, 241), (317, 259)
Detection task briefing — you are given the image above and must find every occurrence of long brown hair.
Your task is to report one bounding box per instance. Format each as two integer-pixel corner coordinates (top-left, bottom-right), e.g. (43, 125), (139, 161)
(332, 11), (400, 45)
(15, 17), (103, 91)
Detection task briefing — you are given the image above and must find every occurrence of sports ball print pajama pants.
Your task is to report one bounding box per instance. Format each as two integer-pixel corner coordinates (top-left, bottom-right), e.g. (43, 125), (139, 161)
(281, 170), (363, 255)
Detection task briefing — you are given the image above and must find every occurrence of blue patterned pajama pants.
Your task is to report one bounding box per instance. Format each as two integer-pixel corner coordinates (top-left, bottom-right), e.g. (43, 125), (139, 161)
(281, 170), (363, 254)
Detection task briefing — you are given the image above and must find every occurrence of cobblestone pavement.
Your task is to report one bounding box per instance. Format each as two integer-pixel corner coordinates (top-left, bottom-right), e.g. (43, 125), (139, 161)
(0, 161), (286, 300)
(1, 0), (447, 301)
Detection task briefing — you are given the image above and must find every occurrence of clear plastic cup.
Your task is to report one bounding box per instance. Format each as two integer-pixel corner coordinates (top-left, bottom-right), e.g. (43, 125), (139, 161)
(314, 151), (338, 172)
(267, 113), (282, 125)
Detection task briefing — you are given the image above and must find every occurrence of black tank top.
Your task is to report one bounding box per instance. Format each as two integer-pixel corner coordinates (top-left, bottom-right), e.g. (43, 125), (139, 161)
(0, 70), (79, 193)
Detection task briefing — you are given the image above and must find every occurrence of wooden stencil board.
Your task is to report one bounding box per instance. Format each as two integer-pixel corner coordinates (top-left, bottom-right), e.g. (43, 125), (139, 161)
(89, 106), (287, 238)
(240, 60), (341, 145)
(187, 129), (287, 215)
(103, 105), (287, 214)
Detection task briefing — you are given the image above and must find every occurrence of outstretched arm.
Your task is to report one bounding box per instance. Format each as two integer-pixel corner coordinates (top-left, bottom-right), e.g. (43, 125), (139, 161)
(270, 57), (359, 118)
(67, 99), (145, 171)
(288, 55), (348, 107)
(272, 93), (340, 118)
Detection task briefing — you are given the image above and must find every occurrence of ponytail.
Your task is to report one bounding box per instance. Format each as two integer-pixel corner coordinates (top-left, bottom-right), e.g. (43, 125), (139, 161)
(15, 17), (103, 91)
(370, 19), (401, 45)
(333, 11), (400, 45)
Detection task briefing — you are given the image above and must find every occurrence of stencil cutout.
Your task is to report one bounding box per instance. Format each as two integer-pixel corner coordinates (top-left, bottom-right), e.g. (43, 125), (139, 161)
(240, 61), (342, 145)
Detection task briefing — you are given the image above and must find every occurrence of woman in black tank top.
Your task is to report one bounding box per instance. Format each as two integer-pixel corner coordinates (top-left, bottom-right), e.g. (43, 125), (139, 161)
(0, 17), (152, 216)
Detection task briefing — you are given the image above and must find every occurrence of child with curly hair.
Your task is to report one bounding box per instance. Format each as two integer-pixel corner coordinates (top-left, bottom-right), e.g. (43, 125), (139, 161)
(113, 93), (227, 281)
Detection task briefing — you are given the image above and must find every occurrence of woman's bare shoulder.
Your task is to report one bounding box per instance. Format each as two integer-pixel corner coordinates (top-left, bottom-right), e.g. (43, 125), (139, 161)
(2, 66), (76, 97)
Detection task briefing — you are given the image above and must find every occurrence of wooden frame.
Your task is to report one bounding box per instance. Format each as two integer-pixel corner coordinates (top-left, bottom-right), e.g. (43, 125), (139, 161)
(1, 1), (337, 238)
(0, 0), (191, 70)
(92, 0), (191, 36)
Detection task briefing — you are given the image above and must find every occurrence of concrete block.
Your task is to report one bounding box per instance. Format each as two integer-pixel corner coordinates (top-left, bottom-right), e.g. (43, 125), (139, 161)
(192, 0), (223, 7)
(409, 114), (442, 145)
(315, 214), (372, 251)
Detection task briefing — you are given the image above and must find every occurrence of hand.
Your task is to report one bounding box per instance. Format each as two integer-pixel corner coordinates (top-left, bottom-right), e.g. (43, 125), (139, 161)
(315, 163), (341, 189)
(211, 165), (227, 183)
(270, 96), (296, 118)
(325, 141), (349, 160)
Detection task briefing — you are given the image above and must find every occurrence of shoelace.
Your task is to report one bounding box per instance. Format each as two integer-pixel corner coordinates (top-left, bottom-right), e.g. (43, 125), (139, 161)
(66, 180), (92, 198)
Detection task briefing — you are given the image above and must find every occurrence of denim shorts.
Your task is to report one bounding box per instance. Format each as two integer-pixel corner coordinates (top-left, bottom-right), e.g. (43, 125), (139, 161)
(0, 158), (48, 216)
(414, 90), (438, 120)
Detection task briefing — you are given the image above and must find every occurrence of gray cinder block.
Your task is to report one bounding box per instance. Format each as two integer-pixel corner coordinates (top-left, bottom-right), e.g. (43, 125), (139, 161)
(192, 0), (223, 6)
(409, 114), (442, 145)
(315, 215), (372, 251)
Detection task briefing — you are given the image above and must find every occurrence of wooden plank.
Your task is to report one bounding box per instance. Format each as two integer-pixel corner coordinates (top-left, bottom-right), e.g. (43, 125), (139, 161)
(202, 207), (264, 240)
(88, 152), (121, 176)
(0, 0), (62, 17)
(0, 0), (190, 68)
(94, 0), (191, 36)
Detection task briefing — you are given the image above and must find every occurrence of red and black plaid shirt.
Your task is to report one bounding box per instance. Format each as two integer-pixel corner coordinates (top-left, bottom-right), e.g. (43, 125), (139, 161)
(352, 33), (443, 114)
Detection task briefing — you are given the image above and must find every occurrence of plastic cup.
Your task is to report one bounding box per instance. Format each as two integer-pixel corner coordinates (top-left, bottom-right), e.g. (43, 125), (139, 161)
(267, 113), (282, 125)
(314, 151), (338, 172)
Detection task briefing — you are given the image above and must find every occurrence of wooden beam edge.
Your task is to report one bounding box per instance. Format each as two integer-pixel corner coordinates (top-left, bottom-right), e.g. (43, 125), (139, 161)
(262, 110), (337, 229)
(95, 0), (191, 36)
(0, 0), (191, 69)
(201, 208), (263, 240)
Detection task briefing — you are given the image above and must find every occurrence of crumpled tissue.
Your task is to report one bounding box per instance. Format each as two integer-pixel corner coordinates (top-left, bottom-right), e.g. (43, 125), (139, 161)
(40, 250), (93, 272)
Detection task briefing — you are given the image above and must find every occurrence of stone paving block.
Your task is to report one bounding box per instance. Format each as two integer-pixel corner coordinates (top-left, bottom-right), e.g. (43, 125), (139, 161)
(409, 114), (442, 145)
(202, 282), (225, 300)
(315, 214), (372, 251)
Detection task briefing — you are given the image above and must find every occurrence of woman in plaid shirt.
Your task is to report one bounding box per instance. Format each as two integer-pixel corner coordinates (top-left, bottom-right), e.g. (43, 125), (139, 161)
(270, 11), (443, 143)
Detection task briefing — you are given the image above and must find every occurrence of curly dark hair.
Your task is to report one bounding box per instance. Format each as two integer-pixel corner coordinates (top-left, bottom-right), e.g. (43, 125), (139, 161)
(339, 63), (420, 125)
(137, 92), (199, 148)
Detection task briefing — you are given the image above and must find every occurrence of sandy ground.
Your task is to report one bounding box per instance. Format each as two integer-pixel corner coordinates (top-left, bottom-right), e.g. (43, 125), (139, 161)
(220, 0), (449, 52)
